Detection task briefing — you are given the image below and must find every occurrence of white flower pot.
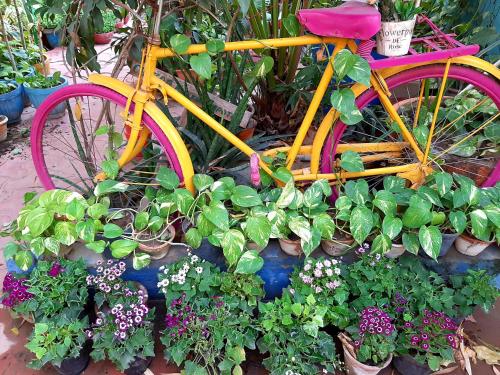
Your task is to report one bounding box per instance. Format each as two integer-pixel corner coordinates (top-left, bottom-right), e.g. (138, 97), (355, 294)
(455, 233), (492, 257)
(384, 243), (405, 259)
(376, 19), (416, 57)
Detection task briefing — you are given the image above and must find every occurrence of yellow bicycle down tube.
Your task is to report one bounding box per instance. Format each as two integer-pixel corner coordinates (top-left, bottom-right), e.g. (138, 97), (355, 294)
(150, 76), (276, 178)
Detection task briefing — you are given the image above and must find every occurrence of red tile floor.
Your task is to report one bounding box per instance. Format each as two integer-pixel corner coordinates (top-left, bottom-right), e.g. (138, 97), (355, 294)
(0, 41), (499, 375)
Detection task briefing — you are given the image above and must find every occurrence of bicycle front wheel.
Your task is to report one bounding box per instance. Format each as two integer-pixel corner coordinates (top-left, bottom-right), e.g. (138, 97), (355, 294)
(321, 64), (500, 188)
(31, 84), (185, 199)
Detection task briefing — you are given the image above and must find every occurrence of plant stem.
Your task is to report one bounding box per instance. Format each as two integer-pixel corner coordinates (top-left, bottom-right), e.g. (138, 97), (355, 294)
(0, 11), (18, 72)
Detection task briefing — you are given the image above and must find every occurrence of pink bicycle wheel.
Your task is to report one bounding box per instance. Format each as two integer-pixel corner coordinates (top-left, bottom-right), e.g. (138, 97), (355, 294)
(321, 64), (500, 193)
(31, 84), (184, 196)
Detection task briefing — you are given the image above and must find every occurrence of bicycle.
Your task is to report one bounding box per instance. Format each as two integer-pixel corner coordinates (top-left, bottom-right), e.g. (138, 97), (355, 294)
(31, 2), (500, 197)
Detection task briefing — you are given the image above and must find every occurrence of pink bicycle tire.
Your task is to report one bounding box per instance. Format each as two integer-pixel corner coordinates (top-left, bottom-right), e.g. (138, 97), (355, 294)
(31, 83), (185, 190)
(320, 64), (500, 192)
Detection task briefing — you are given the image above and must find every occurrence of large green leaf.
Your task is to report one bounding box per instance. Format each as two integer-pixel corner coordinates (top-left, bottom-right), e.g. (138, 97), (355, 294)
(86, 240), (106, 254)
(417, 186), (442, 207)
(170, 34), (191, 54)
(288, 216), (311, 242)
(333, 49), (356, 81)
(382, 216), (402, 239)
(434, 172), (453, 196)
(235, 250), (264, 274)
(134, 212), (149, 231)
(103, 223), (123, 239)
(402, 232), (420, 255)
(346, 54), (371, 87)
(15, 251), (33, 271)
(303, 184), (323, 209)
(470, 209), (490, 241)
(276, 180), (296, 208)
(246, 216), (271, 248)
(185, 228), (202, 249)
(340, 150), (364, 172)
(302, 227), (321, 257)
(54, 221), (77, 246)
(193, 174), (214, 192)
(283, 14), (300, 36)
(110, 239), (138, 258)
(202, 201), (229, 231)
(221, 229), (245, 266)
(373, 190), (397, 216)
(43, 237), (60, 255)
(157, 167), (180, 190)
(350, 206), (373, 244)
(231, 185), (262, 207)
(449, 211), (466, 234)
(133, 253), (151, 270)
(206, 39), (225, 54)
(173, 189), (195, 215)
(94, 180), (128, 197)
(313, 213), (335, 240)
(344, 179), (370, 205)
(372, 234), (392, 254)
(483, 206), (500, 227)
(75, 220), (96, 242)
(101, 160), (119, 179)
(190, 53), (212, 80)
(26, 207), (53, 237)
(402, 206), (432, 229)
(419, 225), (442, 260)
(330, 88), (356, 114)
(65, 198), (86, 221)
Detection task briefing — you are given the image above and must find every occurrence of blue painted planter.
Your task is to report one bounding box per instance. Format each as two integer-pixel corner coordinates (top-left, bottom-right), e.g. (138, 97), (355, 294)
(44, 29), (62, 49)
(24, 76), (68, 117)
(6, 254), (36, 275)
(0, 82), (24, 124)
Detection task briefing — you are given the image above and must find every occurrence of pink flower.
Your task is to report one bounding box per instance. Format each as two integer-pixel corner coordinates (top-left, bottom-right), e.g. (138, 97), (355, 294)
(314, 269), (322, 278)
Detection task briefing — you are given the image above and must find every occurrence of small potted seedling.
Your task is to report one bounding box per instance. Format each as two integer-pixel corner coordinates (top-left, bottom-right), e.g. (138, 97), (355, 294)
(377, 0), (422, 56)
(23, 71), (68, 117)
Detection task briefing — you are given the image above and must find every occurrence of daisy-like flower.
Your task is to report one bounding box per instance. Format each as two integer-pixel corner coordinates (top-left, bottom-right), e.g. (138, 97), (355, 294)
(196, 267), (203, 274)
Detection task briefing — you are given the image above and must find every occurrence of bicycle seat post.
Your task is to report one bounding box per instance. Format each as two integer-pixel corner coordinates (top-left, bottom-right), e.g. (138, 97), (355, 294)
(150, 0), (163, 45)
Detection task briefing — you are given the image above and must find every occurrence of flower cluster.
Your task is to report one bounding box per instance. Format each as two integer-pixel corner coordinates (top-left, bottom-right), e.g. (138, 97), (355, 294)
(404, 310), (460, 351)
(48, 262), (64, 277)
(355, 244), (393, 269)
(157, 253), (204, 295)
(1, 273), (33, 308)
(355, 307), (395, 346)
(391, 292), (408, 314)
(164, 294), (223, 339)
(86, 260), (126, 293)
(295, 258), (342, 295)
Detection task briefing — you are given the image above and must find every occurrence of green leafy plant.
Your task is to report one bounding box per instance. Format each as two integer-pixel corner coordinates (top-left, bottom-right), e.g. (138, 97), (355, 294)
(22, 71), (63, 89)
(26, 318), (88, 369)
(396, 310), (460, 371)
(96, 10), (116, 33)
(379, 0), (421, 22)
(450, 269), (500, 317)
(40, 13), (64, 29)
(288, 257), (350, 328)
(257, 293), (339, 374)
(14, 259), (88, 321)
(0, 80), (16, 94)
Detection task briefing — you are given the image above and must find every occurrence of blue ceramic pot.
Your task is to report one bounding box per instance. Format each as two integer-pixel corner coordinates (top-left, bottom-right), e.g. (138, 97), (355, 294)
(0, 82), (24, 124)
(44, 29), (62, 49)
(24, 76), (68, 117)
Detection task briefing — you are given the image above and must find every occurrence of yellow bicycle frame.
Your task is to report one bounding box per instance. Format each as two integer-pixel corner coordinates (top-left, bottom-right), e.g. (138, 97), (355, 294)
(89, 35), (500, 193)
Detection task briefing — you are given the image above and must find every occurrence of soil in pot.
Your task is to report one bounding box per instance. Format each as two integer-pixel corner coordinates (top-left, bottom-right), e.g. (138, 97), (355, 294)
(124, 356), (153, 375)
(279, 235), (303, 256)
(455, 233), (492, 257)
(393, 355), (432, 375)
(136, 225), (175, 260)
(53, 340), (92, 375)
(321, 233), (354, 256)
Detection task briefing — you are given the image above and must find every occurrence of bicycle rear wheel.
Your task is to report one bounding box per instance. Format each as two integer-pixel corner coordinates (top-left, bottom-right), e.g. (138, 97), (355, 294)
(321, 64), (500, 188)
(31, 84), (184, 201)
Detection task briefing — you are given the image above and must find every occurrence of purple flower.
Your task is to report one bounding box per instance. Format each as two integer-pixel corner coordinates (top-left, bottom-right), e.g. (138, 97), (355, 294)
(421, 343), (430, 351)
(48, 262), (64, 277)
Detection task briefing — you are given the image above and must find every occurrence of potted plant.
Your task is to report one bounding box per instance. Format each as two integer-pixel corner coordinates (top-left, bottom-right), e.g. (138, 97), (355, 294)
(340, 306), (396, 375)
(159, 256), (261, 373)
(0, 80), (23, 124)
(451, 175), (499, 256)
(288, 257), (350, 328)
(1, 272), (34, 323)
(257, 293), (340, 374)
(12, 259), (89, 322)
(23, 71), (68, 117)
(377, 0), (422, 56)
(322, 194), (355, 256)
(41, 14), (65, 49)
(88, 261), (154, 374)
(394, 310), (460, 374)
(94, 11), (116, 44)
(26, 319), (91, 375)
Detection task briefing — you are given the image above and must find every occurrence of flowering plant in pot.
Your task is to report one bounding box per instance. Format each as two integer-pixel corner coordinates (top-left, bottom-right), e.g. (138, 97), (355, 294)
(340, 306), (396, 375)
(377, 0), (422, 56)
(159, 256), (261, 374)
(87, 261), (154, 374)
(257, 293), (339, 374)
(94, 10), (116, 44)
(288, 257), (350, 328)
(394, 310), (460, 373)
(26, 318), (91, 375)
(1, 272), (34, 321)
(13, 259), (89, 322)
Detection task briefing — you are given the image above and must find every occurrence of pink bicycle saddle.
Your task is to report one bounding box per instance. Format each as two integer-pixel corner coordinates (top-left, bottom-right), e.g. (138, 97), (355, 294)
(297, 2), (381, 40)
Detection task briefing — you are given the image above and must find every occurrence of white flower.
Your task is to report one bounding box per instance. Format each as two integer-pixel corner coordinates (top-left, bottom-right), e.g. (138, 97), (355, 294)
(196, 267), (203, 274)
(315, 286), (322, 293)
(157, 281), (162, 288)
(334, 268), (341, 275)
(331, 259), (338, 265)
(191, 255), (199, 263)
(291, 356), (296, 362)
(159, 265), (165, 271)
(314, 269), (322, 278)
(324, 259), (331, 267)
(289, 288), (295, 295)
(325, 268), (333, 277)
(315, 262), (323, 269)
(304, 264), (311, 271)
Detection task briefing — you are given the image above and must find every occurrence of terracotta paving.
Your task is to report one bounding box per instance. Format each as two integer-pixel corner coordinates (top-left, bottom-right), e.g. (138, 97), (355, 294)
(0, 40), (499, 375)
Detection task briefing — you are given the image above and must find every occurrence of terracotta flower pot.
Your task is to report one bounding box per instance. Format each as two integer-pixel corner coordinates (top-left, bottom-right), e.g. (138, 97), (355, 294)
(320, 236), (354, 256)
(384, 243), (405, 259)
(0, 115), (7, 142)
(454, 233), (492, 257)
(247, 241), (265, 252)
(94, 32), (114, 44)
(278, 237), (303, 256)
(136, 225), (175, 260)
(342, 343), (393, 375)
